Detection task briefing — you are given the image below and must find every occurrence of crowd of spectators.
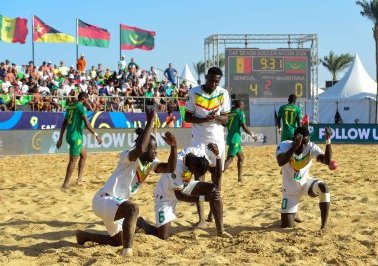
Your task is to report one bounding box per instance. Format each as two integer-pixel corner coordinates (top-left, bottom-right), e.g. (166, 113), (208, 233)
(0, 56), (192, 112)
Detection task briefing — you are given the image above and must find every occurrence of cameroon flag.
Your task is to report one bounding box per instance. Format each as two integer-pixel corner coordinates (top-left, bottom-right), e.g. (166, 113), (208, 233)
(0, 15), (28, 44)
(78, 19), (110, 48)
(229, 56), (252, 74)
(33, 15), (75, 43)
(285, 57), (306, 74)
(120, 24), (155, 51)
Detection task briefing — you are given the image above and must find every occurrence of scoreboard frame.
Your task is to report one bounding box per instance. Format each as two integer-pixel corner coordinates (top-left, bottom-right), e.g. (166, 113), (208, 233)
(225, 48), (311, 99)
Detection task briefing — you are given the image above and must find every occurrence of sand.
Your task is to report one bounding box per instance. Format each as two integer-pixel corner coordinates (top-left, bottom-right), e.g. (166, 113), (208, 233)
(0, 144), (377, 265)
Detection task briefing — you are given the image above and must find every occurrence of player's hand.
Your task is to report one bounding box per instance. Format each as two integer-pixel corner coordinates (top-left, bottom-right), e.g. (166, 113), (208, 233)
(146, 107), (157, 123)
(96, 135), (102, 145)
(205, 189), (221, 201)
(206, 109), (218, 122)
(294, 133), (303, 149)
(207, 143), (219, 156)
(325, 127), (332, 140)
(56, 138), (62, 149)
(252, 134), (258, 142)
(162, 132), (177, 147)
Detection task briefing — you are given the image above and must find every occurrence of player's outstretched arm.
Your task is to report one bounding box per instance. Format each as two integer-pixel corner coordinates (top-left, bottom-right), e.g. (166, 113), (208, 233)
(155, 132), (177, 173)
(129, 109), (156, 161)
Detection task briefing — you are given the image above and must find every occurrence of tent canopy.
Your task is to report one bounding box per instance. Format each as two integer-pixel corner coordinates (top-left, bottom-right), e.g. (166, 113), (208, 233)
(179, 64), (198, 87)
(319, 53), (376, 99)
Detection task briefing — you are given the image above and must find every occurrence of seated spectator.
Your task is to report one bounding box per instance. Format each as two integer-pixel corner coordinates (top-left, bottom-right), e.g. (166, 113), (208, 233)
(66, 89), (77, 106)
(165, 110), (176, 128)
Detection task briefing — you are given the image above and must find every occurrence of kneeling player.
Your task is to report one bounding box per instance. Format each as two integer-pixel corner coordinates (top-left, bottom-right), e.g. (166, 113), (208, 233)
(137, 143), (230, 239)
(276, 126), (333, 229)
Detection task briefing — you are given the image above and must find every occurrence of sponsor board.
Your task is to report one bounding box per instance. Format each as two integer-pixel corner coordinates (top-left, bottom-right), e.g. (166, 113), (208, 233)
(310, 124), (378, 143)
(0, 127), (277, 155)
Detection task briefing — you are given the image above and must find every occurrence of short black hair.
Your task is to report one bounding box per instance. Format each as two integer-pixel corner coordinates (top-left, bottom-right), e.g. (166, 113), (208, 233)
(78, 92), (88, 101)
(195, 156), (210, 176)
(288, 94), (297, 103)
(294, 126), (310, 137)
(207, 67), (223, 76)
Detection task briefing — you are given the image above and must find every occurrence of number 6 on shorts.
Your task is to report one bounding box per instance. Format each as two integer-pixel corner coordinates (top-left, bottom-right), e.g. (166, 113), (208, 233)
(158, 211), (165, 223)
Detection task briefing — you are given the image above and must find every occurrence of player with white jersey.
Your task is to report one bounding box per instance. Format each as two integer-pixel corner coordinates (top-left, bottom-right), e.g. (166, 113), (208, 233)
(276, 126), (333, 229)
(137, 143), (231, 239)
(75, 110), (177, 258)
(185, 66), (231, 165)
(185, 66), (231, 223)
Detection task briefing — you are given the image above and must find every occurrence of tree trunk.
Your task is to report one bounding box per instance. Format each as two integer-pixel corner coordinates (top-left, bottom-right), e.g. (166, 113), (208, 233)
(374, 25), (378, 124)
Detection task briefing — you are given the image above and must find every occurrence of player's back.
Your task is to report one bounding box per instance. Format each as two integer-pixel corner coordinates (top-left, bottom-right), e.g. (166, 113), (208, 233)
(65, 101), (86, 141)
(227, 108), (245, 143)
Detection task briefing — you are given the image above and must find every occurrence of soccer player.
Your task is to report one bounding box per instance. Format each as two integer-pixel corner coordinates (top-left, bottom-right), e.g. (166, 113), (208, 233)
(57, 92), (102, 189)
(75, 109), (177, 257)
(223, 100), (257, 182)
(276, 126), (333, 229)
(277, 94), (302, 141)
(185, 66), (231, 223)
(136, 143), (231, 239)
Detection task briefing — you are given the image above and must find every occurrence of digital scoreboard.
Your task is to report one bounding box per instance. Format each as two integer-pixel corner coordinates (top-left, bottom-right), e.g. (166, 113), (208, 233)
(225, 48), (311, 99)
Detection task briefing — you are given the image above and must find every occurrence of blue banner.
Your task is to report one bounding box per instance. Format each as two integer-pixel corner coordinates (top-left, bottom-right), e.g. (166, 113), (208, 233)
(0, 111), (182, 130)
(310, 124), (378, 143)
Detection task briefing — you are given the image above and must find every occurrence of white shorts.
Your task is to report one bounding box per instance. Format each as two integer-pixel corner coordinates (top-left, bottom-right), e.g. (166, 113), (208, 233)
(281, 178), (318, 213)
(92, 192), (128, 237)
(189, 139), (226, 169)
(154, 181), (200, 227)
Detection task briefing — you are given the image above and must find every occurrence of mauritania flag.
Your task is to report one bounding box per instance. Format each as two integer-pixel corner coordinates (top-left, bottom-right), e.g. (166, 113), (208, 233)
(0, 15), (28, 44)
(120, 24), (155, 51)
(33, 15), (75, 43)
(285, 57), (307, 74)
(78, 20), (110, 48)
(229, 56), (252, 74)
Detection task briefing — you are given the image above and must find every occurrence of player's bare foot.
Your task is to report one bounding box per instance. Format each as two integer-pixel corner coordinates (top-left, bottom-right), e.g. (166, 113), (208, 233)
(217, 231), (232, 238)
(195, 220), (208, 228)
(76, 180), (86, 186)
(294, 214), (304, 223)
(121, 248), (133, 257)
(76, 230), (86, 245)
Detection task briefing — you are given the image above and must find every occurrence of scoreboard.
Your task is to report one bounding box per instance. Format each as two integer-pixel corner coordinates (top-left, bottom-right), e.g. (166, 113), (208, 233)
(225, 48), (311, 99)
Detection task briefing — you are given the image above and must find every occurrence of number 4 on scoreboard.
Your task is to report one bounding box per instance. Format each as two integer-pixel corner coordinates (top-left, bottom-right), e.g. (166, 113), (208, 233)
(249, 83), (258, 96)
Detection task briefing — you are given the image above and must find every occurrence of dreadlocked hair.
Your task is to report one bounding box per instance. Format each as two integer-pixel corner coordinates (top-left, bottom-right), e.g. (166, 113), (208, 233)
(134, 127), (156, 144)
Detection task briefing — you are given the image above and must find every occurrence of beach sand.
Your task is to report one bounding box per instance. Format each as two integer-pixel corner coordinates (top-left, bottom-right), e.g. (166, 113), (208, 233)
(0, 144), (377, 265)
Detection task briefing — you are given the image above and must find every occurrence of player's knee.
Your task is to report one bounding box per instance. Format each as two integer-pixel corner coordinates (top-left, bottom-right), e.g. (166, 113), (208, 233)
(313, 182), (330, 203)
(122, 203), (139, 216)
(237, 153), (244, 162)
(318, 182), (329, 193)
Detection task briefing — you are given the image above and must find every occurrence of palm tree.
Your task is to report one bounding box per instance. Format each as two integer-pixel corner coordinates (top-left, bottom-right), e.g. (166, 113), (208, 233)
(320, 51), (353, 81)
(193, 61), (205, 84)
(356, 0), (378, 123)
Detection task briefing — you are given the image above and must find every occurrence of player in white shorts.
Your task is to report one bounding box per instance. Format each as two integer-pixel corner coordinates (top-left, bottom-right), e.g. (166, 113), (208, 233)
(184, 66), (231, 223)
(276, 126), (333, 229)
(75, 110), (177, 257)
(136, 143), (231, 239)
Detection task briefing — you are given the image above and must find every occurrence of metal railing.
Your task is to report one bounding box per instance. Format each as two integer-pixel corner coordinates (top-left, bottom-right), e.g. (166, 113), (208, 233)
(0, 93), (188, 112)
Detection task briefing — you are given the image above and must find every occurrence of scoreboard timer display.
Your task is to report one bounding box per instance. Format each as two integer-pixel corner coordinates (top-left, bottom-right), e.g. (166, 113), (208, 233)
(225, 48), (311, 99)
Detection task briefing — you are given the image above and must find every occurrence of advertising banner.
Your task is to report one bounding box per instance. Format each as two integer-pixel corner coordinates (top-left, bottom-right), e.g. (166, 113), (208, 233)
(0, 111), (182, 130)
(0, 127), (277, 155)
(310, 124), (378, 143)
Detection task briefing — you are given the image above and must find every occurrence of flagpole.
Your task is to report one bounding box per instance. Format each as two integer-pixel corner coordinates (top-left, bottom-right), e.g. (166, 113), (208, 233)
(32, 14), (35, 63)
(76, 18), (78, 62)
(119, 24), (121, 60)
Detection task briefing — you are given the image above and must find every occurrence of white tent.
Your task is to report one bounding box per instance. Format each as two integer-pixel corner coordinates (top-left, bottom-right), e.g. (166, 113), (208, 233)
(179, 64), (198, 87)
(318, 53), (377, 123)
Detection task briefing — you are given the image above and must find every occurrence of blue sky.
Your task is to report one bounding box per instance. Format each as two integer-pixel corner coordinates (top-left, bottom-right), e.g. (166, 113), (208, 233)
(0, 0), (374, 87)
